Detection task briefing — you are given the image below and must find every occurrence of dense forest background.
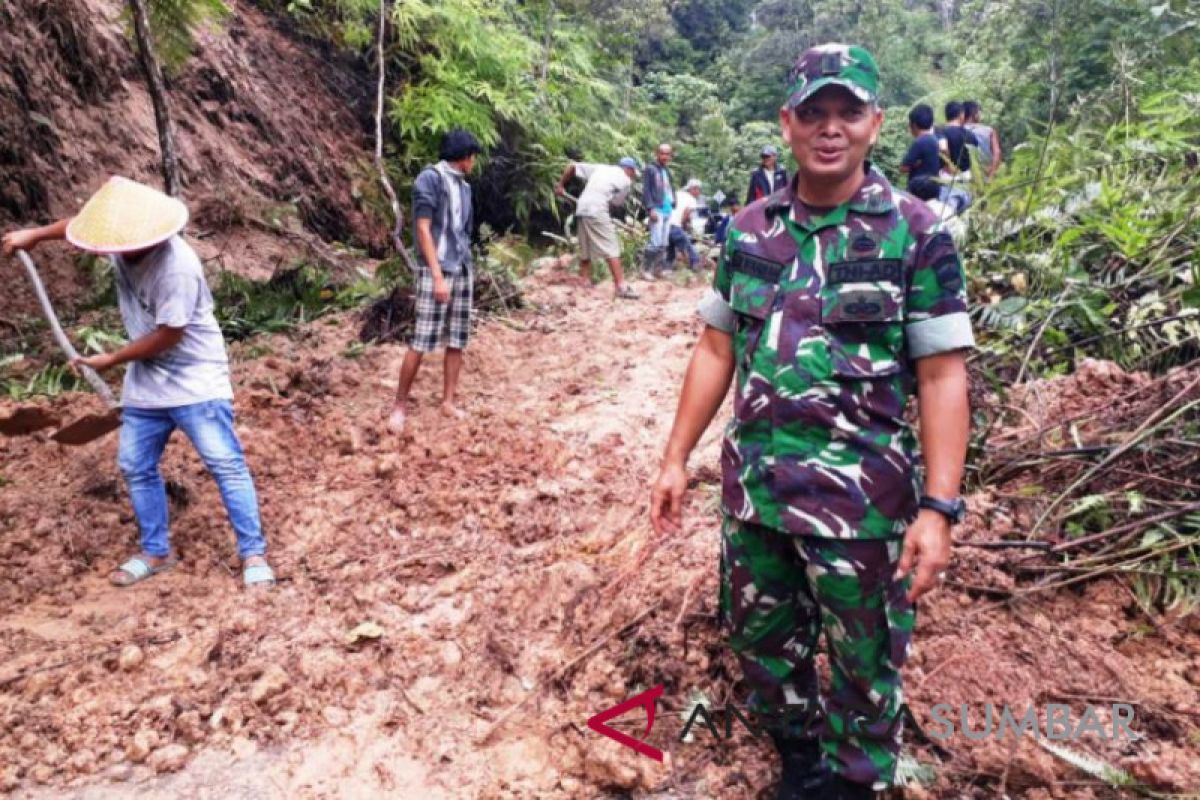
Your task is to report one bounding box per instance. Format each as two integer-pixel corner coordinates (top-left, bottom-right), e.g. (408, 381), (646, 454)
(260, 0), (1200, 225)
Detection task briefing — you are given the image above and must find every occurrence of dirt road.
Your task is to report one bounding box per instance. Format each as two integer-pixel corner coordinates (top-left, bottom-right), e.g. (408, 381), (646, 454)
(1, 271), (1197, 798)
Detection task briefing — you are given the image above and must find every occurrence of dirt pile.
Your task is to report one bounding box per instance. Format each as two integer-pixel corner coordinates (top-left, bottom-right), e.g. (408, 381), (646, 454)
(0, 272), (1197, 797)
(0, 0), (381, 324)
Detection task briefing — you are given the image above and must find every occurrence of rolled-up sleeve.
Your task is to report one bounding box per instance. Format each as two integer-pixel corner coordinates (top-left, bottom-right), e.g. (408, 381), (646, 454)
(904, 229), (975, 358)
(697, 235), (737, 332)
(698, 288), (736, 333)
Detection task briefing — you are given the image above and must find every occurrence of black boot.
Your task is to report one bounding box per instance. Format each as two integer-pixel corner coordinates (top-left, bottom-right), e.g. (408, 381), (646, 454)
(772, 735), (831, 800)
(832, 775), (877, 800)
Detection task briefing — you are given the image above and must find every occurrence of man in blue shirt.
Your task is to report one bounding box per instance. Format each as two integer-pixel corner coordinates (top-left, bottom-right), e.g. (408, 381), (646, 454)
(900, 104), (941, 202)
(389, 130), (481, 434)
(642, 143), (675, 278)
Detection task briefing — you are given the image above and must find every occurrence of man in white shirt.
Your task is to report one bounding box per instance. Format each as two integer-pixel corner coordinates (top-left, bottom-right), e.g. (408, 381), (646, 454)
(555, 157), (641, 299)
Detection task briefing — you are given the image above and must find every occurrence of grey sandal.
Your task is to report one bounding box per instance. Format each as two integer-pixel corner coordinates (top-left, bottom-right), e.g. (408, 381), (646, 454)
(111, 555), (176, 587)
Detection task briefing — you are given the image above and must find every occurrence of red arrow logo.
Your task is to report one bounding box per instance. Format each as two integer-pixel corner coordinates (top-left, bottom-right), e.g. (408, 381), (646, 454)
(586, 684), (665, 762)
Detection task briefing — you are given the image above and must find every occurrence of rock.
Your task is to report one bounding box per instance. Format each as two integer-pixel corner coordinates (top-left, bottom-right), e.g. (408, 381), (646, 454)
(147, 744), (189, 773)
(250, 665), (290, 704)
(106, 762), (133, 782)
(31, 763), (54, 784)
(118, 645), (145, 672)
(210, 703), (244, 732)
(338, 428), (362, 456)
(21, 672), (54, 701)
(126, 730), (159, 764)
(231, 736), (257, 760)
(175, 710), (206, 744)
(374, 455), (400, 478)
(145, 694), (176, 717)
(43, 745), (65, 766)
(322, 706), (349, 727)
(68, 748), (98, 774)
(440, 641), (462, 667)
(275, 710), (299, 732)
(0, 766), (19, 792)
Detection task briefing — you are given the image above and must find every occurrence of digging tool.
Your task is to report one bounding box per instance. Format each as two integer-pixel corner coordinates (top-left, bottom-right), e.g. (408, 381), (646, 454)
(8, 249), (121, 445)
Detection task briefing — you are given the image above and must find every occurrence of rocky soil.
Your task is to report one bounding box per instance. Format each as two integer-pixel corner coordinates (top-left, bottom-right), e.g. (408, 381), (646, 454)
(1, 271), (1197, 798)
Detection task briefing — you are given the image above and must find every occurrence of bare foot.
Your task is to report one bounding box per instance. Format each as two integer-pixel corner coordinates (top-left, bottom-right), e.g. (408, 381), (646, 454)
(440, 402), (466, 420)
(386, 406), (407, 433)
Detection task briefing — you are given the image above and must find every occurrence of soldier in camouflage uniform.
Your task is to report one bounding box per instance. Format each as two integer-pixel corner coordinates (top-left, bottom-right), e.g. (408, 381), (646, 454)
(651, 44), (974, 799)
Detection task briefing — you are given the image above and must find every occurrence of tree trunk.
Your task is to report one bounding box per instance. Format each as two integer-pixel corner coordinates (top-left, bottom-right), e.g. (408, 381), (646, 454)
(127, 0), (182, 196)
(375, 0), (418, 269)
(539, 0), (554, 85)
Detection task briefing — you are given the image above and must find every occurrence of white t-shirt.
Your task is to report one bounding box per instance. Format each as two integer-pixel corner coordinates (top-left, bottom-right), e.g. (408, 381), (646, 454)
(574, 163), (632, 218)
(669, 191), (697, 227)
(112, 236), (233, 409)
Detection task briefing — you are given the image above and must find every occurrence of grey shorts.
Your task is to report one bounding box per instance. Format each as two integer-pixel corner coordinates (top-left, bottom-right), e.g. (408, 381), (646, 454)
(411, 266), (473, 352)
(577, 214), (620, 260)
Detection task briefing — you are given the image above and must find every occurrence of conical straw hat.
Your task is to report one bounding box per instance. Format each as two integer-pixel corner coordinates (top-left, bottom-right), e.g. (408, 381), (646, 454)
(66, 176), (188, 254)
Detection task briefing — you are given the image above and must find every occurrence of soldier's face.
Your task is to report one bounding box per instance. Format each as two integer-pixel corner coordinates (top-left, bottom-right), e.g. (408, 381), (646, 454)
(780, 87), (882, 184)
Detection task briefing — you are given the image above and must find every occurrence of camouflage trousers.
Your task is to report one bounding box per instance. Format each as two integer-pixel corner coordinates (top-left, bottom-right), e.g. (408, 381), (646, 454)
(719, 517), (916, 789)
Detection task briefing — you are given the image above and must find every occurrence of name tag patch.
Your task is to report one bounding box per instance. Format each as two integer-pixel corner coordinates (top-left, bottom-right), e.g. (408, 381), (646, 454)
(731, 251), (786, 283)
(828, 259), (902, 285)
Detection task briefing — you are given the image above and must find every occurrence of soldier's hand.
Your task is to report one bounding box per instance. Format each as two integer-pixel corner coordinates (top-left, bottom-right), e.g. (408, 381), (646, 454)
(650, 460), (688, 535)
(895, 510), (952, 602)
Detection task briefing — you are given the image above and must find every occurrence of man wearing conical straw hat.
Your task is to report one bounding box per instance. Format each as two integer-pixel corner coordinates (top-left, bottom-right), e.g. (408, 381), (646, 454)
(3, 176), (275, 588)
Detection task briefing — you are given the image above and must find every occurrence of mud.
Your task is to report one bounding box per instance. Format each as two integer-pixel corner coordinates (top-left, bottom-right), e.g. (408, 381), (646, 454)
(0, 271), (1197, 798)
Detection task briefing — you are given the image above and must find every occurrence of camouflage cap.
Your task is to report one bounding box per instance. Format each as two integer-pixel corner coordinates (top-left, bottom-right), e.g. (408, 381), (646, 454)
(785, 43), (880, 109)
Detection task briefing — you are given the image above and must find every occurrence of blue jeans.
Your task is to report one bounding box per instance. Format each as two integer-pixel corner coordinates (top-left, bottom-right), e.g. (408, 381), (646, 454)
(117, 399), (266, 559)
(667, 225), (699, 268)
(938, 185), (972, 214)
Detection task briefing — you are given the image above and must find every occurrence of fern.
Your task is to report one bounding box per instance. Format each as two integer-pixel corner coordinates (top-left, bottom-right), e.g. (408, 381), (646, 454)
(123, 0), (230, 74)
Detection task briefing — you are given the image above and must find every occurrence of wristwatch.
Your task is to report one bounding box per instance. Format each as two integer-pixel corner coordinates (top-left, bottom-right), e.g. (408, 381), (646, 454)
(919, 495), (967, 525)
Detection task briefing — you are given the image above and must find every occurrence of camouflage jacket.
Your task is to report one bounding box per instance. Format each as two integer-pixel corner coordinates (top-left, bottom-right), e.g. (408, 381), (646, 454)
(698, 167), (974, 539)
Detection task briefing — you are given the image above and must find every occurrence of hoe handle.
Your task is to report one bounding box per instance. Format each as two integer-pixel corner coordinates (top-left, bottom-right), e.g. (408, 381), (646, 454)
(16, 249), (118, 407)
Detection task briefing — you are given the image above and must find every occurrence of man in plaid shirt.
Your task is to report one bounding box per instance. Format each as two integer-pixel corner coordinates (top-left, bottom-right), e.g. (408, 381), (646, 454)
(388, 130), (481, 433)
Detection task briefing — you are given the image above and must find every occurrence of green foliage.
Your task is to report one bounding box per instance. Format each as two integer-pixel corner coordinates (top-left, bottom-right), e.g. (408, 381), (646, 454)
(127, 0), (230, 73)
(965, 62), (1200, 377)
(213, 263), (381, 340)
(1, 361), (81, 401)
(75, 326), (127, 355)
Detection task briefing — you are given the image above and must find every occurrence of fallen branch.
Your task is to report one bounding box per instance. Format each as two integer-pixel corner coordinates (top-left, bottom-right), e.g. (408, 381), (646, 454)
(0, 631), (182, 690)
(1030, 375), (1200, 536)
(477, 600), (662, 744)
(1022, 501), (1200, 561)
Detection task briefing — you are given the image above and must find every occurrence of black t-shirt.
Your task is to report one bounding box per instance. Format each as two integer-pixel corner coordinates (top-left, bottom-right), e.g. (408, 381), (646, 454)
(938, 126), (977, 172)
(902, 133), (941, 184)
